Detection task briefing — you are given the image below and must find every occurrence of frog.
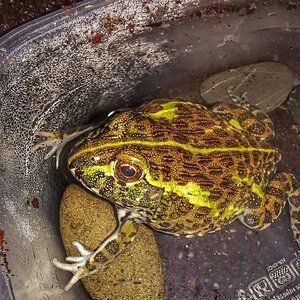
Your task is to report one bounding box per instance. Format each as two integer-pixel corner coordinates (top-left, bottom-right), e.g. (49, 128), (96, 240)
(34, 87), (300, 291)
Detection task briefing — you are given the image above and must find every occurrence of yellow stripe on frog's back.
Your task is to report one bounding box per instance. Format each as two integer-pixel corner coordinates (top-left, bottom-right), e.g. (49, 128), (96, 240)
(69, 139), (277, 163)
(147, 100), (207, 122)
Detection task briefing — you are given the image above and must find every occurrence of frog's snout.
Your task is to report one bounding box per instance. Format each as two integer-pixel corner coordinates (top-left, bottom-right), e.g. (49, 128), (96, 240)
(75, 168), (85, 178)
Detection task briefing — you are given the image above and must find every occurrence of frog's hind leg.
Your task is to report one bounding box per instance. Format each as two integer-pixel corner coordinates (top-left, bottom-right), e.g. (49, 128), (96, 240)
(238, 172), (296, 232)
(288, 184), (300, 246)
(212, 86), (274, 141)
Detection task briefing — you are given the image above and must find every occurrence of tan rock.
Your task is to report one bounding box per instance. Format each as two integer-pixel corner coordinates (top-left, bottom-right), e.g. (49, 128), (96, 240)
(60, 184), (164, 300)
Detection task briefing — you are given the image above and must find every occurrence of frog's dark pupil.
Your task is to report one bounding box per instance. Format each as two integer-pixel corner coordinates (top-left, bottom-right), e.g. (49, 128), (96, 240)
(120, 165), (136, 177)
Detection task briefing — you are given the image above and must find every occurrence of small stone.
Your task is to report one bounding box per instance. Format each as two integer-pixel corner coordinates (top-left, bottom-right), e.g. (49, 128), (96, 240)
(60, 184), (164, 300)
(200, 62), (294, 112)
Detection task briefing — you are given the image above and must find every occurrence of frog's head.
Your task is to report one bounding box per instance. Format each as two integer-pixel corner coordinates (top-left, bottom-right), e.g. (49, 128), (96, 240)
(67, 112), (164, 212)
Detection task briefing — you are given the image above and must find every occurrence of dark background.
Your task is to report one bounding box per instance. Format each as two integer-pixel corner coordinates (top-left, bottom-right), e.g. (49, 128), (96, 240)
(0, 0), (81, 37)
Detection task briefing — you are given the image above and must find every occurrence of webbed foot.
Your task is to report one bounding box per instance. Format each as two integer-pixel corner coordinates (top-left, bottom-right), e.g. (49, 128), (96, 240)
(54, 212), (140, 290)
(226, 85), (251, 108)
(33, 131), (64, 161)
(33, 126), (96, 168)
(53, 241), (94, 290)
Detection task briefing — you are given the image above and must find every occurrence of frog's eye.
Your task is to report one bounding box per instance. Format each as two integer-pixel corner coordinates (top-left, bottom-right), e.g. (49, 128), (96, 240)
(114, 160), (144, 183)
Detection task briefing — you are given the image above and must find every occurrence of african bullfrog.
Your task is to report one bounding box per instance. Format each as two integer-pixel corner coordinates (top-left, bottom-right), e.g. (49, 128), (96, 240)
(35, 87), (300, 290)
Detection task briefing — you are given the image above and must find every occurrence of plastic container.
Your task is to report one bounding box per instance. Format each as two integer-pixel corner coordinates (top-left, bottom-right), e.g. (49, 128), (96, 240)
(1, 1), (300, 299)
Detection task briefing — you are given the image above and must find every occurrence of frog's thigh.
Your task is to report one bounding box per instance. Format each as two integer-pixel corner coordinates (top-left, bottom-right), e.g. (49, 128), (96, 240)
(238, 172), (294, 231)
(212, 103), (274, 140)
(288, 184), (300, 246)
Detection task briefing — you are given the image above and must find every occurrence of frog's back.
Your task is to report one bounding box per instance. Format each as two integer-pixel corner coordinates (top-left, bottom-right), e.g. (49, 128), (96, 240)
(132, 99), (279, 234)
(135, 99), (277, 185)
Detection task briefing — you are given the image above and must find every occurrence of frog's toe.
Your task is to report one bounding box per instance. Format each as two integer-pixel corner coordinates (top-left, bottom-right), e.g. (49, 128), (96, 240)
(64, 271), (86, 291)
(72, 240), (93, 256)
(33, 131), (62, 149)
(58, 241), (92, 265)
(53, 253), (91, 272)
(226, 86), (250, 107)
(35, 130), (61, 138)
(53, 257), (88, 290)
(53, 257), (81, 272)
(33, 130), (64, 162)
(53, 253), (92, 290)
(32, 134), (62, 152)
(65, 256), (84, 263)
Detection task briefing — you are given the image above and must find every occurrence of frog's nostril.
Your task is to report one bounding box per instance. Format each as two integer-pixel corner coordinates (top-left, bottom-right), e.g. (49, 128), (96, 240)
(74, 168), (85, 178)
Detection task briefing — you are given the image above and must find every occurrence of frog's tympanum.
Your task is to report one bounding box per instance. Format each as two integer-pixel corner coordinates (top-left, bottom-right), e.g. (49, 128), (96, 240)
(36, 89), (300, 290)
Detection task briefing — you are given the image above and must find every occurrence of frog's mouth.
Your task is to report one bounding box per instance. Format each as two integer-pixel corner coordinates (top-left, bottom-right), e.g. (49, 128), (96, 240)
(70, 166), (99, 194)
(69, 166), (113, 197)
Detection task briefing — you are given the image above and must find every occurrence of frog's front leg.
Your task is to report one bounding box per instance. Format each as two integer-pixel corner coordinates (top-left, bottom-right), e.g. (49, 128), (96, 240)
(33, 125), (97, 169)
(53, 208), (141, 290)
(239, 172), (300, 246)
